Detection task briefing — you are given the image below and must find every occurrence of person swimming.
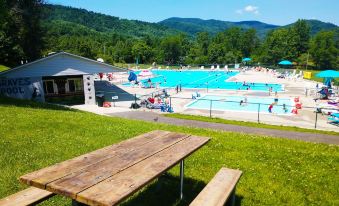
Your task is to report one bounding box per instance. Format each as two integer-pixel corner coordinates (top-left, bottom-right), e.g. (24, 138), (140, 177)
(274, 94), (279, 103)
(282, 103), (288, 113)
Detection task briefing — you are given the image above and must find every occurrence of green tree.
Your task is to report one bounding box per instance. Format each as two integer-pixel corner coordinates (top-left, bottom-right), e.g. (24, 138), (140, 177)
(0, 0), (44, 66)
(131, 41), (153, 64)
(160, 34), (188, 64)
(291, 19), (311, 57)
(196, 32), (210, 56)
(310, 31), (338, 69)
(241, 29), (259, 57)
(259, 29), (294, 64)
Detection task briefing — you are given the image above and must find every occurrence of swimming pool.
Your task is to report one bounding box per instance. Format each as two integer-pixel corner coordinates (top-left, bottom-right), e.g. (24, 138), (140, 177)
(186, 95), (294, 115)
(124, 70), (283, 92)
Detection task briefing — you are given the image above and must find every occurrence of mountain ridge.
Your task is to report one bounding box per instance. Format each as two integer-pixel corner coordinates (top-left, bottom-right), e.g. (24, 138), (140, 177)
(43, 4), (338, 39)
(159, 17), (338, 37)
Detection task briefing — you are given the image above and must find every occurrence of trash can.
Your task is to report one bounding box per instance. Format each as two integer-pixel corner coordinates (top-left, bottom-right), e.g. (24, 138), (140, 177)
(304, 72), (312, 79)
(96, 93), (105, 107)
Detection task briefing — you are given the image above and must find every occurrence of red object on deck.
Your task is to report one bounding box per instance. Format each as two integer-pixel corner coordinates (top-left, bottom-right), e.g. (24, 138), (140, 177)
(291, 108), (298, 114)
(148, 98), (155, 104)
(294, 97), (300, 102)
(99, 73), (104, 80)
(103, 101), (111, 107)
(295, 103), (302, 109)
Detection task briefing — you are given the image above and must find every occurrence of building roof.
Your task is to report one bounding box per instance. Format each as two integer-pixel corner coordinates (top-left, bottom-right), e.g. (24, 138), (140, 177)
(0, 52), (126, 78)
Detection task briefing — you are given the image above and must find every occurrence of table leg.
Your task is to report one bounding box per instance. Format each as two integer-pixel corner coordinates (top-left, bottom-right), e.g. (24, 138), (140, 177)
(72, 200), (88, 206)
(180, 159), (184, 200)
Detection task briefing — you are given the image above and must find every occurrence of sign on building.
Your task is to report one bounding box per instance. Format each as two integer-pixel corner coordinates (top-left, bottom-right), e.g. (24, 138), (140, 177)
(0, 77), (45, 102)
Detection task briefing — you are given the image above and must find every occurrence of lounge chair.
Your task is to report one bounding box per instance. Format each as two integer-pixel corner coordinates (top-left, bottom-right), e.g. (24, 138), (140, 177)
(328, 113), (339, 125)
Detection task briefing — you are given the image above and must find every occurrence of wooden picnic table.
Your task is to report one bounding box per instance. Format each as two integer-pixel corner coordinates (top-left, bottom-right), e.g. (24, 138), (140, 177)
(20, 130), (209, 206)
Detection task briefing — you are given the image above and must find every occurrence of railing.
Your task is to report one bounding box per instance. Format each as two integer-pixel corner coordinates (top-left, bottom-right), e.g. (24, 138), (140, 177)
(167, 96), (339, 129)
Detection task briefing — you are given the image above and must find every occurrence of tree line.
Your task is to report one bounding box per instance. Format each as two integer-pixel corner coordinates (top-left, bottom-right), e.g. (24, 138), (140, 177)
(0, 1), (338, 70)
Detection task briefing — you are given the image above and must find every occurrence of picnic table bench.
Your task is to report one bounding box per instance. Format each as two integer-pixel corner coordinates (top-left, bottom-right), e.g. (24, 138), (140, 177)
(0, 187), (54, 206)
(18, 130), (209, 206)
(190, 168), (242, 206)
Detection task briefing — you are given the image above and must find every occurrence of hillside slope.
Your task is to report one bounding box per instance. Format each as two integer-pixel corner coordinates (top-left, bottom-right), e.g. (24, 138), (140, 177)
(43, 4), (180, 38)
(159, 17), (279, 37)
(159, 17), (338, 37)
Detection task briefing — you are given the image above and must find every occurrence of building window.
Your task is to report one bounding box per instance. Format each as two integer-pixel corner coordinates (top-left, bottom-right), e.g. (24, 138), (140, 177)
(68, 80), (76, 92)
(43, 80), (55, 94)
(67, 78), (83, 93)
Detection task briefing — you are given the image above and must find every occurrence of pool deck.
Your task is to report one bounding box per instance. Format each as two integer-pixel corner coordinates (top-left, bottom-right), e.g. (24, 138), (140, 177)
(72, 69), (339, 133)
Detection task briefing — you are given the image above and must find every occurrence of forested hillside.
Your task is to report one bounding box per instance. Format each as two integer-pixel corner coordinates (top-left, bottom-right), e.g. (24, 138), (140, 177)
(43, 4), (179, 38)
(159, 18), (279, 38)
(160, 17), (338, 38)
(1, 2), (338, 70)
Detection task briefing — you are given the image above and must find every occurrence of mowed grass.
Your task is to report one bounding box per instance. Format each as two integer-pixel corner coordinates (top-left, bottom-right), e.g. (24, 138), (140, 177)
(0, 65), (9, 72)
(164, 113), (339, 136)
(0, 97), (338, 206)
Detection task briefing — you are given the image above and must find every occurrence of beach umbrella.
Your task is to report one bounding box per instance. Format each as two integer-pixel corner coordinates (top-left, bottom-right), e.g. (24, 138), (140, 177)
(316, 70), (339, 89)
(316, 70), (339, 78)
(278, 60), (293, 65)
(242, 57), (252, 62)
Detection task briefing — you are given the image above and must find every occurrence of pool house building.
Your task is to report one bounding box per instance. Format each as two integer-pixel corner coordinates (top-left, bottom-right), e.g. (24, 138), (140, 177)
(0, 52), (123, 104)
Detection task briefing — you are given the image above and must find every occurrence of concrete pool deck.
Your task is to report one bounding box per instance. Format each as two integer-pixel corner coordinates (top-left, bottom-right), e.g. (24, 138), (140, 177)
(71, 69), (339, 133)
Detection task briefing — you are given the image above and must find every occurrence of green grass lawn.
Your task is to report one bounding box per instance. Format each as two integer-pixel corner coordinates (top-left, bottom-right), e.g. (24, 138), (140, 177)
(0, 65), (9, 72)
(0, 97), (338, 206)
(164, 113), (339, 136)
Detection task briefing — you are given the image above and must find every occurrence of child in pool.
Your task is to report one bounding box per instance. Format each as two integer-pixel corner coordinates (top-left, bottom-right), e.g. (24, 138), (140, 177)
(268, 103), (273, 113)
(283, 104), (288, 113)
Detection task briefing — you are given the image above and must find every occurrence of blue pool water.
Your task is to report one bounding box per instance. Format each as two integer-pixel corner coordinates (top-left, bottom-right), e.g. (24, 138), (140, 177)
(187, 95), (294, 114)
(124, 70), (283, 91)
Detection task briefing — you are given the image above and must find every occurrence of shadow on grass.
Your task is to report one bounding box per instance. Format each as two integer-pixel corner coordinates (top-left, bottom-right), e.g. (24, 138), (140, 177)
(0, 96), (77, 112)
(121, 173), (243, 206)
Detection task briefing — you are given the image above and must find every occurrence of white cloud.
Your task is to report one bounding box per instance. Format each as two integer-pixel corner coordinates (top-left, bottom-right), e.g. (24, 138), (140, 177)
(236, 5), (260, 15)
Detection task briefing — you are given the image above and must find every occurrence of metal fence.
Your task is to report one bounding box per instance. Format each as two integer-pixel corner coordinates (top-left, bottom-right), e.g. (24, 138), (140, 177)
(166, 96), (339, 129)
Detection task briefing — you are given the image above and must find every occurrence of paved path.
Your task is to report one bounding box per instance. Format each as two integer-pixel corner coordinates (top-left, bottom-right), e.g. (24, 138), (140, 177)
(108, 111), (339, 145)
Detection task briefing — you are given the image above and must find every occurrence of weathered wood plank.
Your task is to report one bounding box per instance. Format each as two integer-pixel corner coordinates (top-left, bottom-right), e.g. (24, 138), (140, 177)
(20, 130), (170, 189)
(46, 132), (190, 198)
(0, 187), (54, 206)
(76, 135), (210, 206)
(189, 168), (242, 206)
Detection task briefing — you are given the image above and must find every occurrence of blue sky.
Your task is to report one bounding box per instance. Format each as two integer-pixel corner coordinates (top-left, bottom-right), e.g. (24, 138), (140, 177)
(49, 0), (339, 26)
